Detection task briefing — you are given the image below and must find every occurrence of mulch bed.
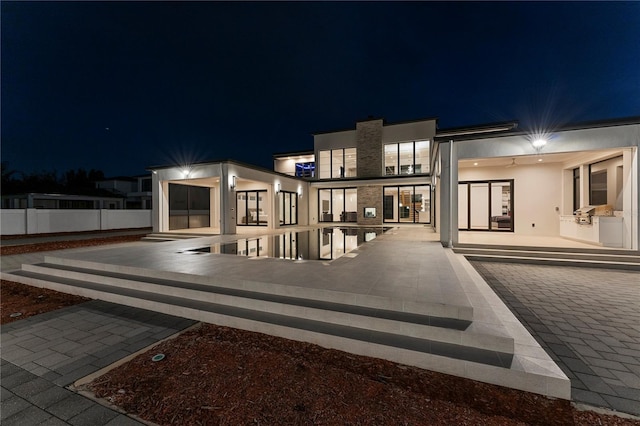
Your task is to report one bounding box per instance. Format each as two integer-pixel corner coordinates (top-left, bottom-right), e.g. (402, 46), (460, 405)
(0, 233), (147, 255)
(1, 279), (90, 324)
(88, 323), (640, 426)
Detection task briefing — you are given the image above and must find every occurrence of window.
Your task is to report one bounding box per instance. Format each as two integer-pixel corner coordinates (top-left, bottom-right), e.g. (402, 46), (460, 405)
(384, 140), (430, 175)
(318, 148), (357, 179)
(169, 184), (210, 230)
(589, 156), (623, 208)
(573, 168), (580, 211)
(318, 187), (357, 222)
(237, 190), (268, 226)
(278, 191), (298, 226)
(295, 162), (315, 178)
(383, 185), (430, 224)
(458, 180), (513, 232)
(141, 178), (152, 192)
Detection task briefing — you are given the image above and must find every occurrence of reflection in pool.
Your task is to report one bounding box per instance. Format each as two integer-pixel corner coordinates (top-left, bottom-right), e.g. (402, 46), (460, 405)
(181, 227), (391, 261)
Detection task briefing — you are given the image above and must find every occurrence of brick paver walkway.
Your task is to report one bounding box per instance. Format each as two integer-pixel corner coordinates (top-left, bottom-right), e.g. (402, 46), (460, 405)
(471, 261), (640, 416)
(1, 300), (196, 425)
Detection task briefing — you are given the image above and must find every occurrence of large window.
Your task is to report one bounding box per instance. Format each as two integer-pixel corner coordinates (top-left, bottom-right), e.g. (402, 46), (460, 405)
(383, 185), (430, 224)
(384, 140), (429, 175)
(237, 190), (269, 226)
(589, 156), (623, 208)
(458, 180), (513, 232)
(278, 191), (298, 226)
(319, 188), (357, 222)
(169, 184), (210, 230)
(319, 148), (357, 179)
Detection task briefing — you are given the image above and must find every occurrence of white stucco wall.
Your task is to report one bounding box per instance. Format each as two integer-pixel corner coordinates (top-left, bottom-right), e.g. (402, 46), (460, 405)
(0, 209), (151, 235)
(382, 119), (436, 143)
(459, 163), (564, 236)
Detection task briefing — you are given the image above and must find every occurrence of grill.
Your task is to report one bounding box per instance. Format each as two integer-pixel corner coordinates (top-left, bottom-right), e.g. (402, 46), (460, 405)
(574, 206), (595, 225)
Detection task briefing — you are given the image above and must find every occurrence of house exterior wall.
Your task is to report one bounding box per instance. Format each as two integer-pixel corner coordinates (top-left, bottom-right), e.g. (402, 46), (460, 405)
(459, 163), (564, 236)
(357, 186), (383, 225)
(151, 161), (308, 234)
(440, 121), (640, 249)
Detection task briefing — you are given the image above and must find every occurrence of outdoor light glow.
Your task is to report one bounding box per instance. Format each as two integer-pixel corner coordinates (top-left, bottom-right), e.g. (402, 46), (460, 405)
(532, 138), (547, 149)
(538, 158), (543, 162)
(182, 169), (190, 178)
(473, 162), (478, 166)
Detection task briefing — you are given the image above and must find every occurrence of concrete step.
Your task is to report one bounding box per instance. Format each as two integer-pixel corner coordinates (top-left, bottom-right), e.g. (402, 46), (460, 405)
(2, 268), (513, 370)
(42, 255), (475, 322)
(13, 261), (514, 355)
(453, 246), (640, 271)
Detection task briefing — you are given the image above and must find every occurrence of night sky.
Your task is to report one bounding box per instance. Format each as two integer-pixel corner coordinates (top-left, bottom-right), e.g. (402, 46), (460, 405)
(2, 2), (639, 177)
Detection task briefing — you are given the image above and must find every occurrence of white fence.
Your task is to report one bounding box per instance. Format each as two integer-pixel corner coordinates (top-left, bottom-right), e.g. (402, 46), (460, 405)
(0, 209), (152, 235)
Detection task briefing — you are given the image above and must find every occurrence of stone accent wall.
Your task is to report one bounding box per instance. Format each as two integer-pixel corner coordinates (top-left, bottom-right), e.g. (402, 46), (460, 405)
(356, 119), (383, 178)
(357, 186), (383, 226)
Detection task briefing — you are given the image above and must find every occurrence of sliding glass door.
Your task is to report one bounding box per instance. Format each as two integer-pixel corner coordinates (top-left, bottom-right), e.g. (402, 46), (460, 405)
(278, 191), (298, 226)
(319, 188), (357, 222)
(383, 185), (431, 224)
(458, 180), (513, 231)
(168, 183), (210, 230)
(237, 190), (268, 226)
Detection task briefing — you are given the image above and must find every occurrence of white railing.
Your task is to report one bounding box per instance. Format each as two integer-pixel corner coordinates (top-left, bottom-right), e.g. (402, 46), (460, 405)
(0, 209), (151, 235)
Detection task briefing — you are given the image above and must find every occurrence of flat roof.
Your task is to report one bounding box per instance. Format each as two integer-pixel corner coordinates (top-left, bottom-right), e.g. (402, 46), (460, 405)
(434, 115), (640, 142)
(272, 150), (314, 159)
(312, 115), (438, 135)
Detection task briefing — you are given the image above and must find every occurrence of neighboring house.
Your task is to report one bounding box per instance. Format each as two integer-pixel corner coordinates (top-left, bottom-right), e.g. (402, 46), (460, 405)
(149, 116), (639, 250)
(1, 192), (124, 209)
(95, 175), (152, 209)
(2, 174), (153, 210)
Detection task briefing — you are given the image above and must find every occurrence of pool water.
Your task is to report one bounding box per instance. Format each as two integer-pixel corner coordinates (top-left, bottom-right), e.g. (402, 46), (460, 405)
(180, 227), (391, 261)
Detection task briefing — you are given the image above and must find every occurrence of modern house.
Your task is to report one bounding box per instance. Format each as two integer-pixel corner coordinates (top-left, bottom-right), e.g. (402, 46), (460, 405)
(95, 175), (153, 209)
(149, 116), (639, 250)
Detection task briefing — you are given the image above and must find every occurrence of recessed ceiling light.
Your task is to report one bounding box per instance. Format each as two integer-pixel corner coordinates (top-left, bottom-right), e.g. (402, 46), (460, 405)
(473, 162), (478, 166)
(538, 158), (543, 162)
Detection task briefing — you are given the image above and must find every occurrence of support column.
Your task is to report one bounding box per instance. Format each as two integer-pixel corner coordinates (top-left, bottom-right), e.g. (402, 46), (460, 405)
(439, 140), (458, 247)
(220, 164), (237, 235)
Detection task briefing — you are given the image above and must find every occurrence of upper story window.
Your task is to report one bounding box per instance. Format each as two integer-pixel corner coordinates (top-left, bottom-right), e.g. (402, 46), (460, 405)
(384, 140), (429, 175)
(295, 162), (315, 178)
(319, 148), (357, 179)
(141, 177), (152, 192)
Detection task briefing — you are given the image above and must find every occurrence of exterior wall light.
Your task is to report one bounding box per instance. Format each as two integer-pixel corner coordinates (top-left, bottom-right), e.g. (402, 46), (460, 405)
(182, 169), (191, 178)
(276, 183), (281, 193)
(231, 176), (237, 189)
(297, 187), (303, 197)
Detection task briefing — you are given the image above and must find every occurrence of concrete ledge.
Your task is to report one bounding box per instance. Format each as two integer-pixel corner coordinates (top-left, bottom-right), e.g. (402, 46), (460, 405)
(43, 255), (474, 321)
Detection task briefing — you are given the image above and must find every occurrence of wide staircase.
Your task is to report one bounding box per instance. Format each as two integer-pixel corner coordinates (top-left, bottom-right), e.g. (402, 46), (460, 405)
(3, 255), (515, 369)
(454, 244), (640, 271)
(1, 230), (572, 399)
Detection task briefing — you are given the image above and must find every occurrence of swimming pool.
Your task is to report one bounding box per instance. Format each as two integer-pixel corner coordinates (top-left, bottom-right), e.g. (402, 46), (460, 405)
(180, 227), (391, 261)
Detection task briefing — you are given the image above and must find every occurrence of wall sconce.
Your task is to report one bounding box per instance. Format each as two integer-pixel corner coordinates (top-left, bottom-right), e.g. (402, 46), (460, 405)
(231, 176), (237, 189)
(297, 187), (303, 197)
(276, 183), (281, 193)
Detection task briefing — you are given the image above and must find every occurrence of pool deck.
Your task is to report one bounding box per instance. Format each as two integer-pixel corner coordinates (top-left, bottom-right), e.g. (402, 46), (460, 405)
(1, 226), (570, 399)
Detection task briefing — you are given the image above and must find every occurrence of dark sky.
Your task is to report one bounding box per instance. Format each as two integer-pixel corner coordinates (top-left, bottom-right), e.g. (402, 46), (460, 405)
(2, 2), (639, 177)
